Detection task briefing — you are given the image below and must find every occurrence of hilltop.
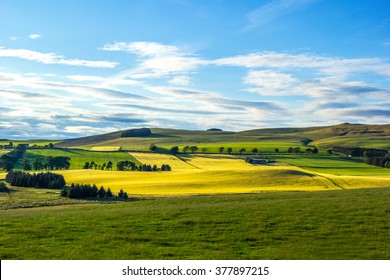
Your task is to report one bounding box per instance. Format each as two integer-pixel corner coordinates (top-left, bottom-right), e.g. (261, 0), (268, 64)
(55, 123), (390, 150)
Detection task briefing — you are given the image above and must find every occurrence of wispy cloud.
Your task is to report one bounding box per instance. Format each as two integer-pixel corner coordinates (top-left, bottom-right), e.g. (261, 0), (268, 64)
(168, 75), (191, 86)
(0, 47), (118, 68)
(244, 0), (318, 31)
(29, 34), (41, 39)
(101, 41), (181, 57)
(102, 41), (205, 79)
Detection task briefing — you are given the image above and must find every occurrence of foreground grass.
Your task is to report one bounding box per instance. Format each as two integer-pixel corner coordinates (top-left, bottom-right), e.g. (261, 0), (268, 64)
(0, 187), (389, 259)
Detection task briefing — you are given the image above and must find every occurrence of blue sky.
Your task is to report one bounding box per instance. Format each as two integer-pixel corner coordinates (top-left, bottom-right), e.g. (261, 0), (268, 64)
(0, 0), (389, 139)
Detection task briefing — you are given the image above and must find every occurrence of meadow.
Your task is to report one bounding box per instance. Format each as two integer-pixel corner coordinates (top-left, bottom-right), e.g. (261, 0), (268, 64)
(52, 153), (390, 195)
(1, 123), (390, 259)
(18, 149), (139, 170)
(273, 155), (390, 176)
(0, 187), (389, 259)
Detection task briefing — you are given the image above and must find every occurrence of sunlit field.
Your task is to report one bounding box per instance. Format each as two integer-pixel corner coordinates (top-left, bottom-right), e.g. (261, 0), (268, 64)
(89, 146), (122, 151)
(1, 188), (389, 259)
(55, 153), (390, 195)
(130, 152), (196, 171)
(19, 149), (139, 170)
(273, 155), (390, 176)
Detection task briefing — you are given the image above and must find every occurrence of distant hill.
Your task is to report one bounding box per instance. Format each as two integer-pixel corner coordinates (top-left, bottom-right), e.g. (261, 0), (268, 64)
(55, 124), (390, 150)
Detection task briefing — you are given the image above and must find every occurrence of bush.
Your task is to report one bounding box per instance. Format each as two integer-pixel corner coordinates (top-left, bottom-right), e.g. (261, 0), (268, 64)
(0, 182), (10, 193)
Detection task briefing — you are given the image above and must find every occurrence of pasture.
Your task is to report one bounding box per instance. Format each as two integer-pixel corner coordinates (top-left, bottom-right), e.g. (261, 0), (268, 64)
(273, 155), (390, 176)
(159, 141), (305, 154)
(0, 187), (389, 259)
(0, 140), (61, 146)
(19, 149), (139, 170)
(130, 152), (196, 171)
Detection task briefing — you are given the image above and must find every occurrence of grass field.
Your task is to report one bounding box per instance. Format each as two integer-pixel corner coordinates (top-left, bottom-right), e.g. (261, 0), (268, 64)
(18, 149), (139, 170)
(56, 151), (390, 195)
(0, 187), (389, 259)
(130, 152), (196, 171)
(0, 150), (10, 155)
(159, 141), (305, 154)
(0, 140), (61, 146)
(273, 155), (390, 176)
(89, 146), (122, 151)
(313, 136), (390, 150)
(179, 154), (257, 170)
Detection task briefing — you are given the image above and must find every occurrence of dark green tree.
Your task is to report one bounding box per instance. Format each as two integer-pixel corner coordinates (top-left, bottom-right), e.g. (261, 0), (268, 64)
(170, 146), (179, 155)
(149, 143), (157, 152)
(23, 159), (32, 171)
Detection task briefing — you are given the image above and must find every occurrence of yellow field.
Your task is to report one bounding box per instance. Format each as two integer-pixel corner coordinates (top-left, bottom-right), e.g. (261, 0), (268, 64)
(55, 153), (390, 196)
(3, 153), (390, 196)
(89, 146), (121, 151)
(180, 154), (257, 170)
(130, 152), (196, 171)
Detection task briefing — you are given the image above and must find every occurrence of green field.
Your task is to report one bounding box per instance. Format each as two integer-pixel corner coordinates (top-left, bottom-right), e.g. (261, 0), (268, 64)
(273, 155), (390, 176)
(56, 124), (390, 151)
(0, 150), (10, 155)
(1, 123), (390, 260)
(17, 149), (139, 170)
(0, 140), (62, 147)
(0, 187), (389, 259)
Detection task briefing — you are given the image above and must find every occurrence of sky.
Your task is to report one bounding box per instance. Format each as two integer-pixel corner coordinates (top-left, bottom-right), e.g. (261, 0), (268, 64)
(0, 0), (389, 139)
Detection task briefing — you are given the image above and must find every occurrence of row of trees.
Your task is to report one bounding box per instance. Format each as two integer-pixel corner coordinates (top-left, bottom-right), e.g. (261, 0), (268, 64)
(366, 156), (390, 168)
(60, 183), (130, 199)
(83, 161), (113, 170)
(332, 146), (387, 157)
(0, 144), (27, 171)
(5, 171), (66, 189)
(167, 145), (318, 155)
(24, 156), (71, 171)
(287, 147), (318, 154)
(117, 161), (171, 171)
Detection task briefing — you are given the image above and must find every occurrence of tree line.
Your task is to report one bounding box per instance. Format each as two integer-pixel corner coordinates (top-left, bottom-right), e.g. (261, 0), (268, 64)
(83, 161), (113, 170)
(60, 183), (129, 199)
(82, 160), (172, 171)
(25, 156), (71, 171)
(366, 156), (390, 168)
(166, 145), (318, 155)
(5, 171), (66, 189)
(332, 146), (387, 157)
(0, 144), (27, 171)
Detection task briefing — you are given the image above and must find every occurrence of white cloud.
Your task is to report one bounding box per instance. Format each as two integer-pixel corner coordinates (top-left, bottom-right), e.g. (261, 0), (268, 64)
(244, 70), (297, 89)
(168, 75), (191, 86)
(102, 41), (205, 79)
(66, 75), (105, 82)
(101, 41), (180, 57)
(0, 47), (118, 68)
(29, 34), (41, 39)
(213, 51), (389, 78)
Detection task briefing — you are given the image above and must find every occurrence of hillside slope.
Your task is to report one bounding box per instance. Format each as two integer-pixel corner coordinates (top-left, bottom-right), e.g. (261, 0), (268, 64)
(56, 123), (390, 150)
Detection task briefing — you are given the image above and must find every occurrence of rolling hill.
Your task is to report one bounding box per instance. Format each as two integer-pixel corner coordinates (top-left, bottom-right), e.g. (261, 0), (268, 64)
(55, 123), (390, 151)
